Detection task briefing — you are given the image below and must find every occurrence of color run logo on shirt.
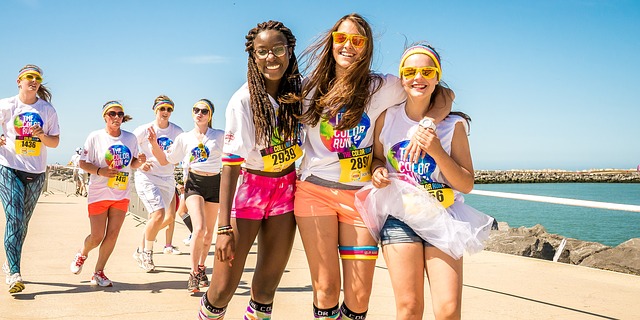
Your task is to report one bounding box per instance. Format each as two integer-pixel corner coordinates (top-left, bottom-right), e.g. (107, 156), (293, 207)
(105, 145), (132, 170)
(157, 137), (173, 151)
(190, 144), (209, 164)
(13, 112), (44, 137)
(387, 140), (436, 184)
(319, 109), (370, 152)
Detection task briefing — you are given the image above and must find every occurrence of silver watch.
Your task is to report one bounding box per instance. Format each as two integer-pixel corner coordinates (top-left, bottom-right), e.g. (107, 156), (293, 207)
(418, 118), (436, 130)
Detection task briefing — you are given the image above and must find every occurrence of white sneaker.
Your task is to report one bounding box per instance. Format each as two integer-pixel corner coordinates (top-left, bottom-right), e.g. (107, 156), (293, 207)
(70, 253), (87, 275)
(91, 270), (112, 287)
(7, 272), (24, 293)
(136, 250), (155, 272)
(183, 234), (192, 246)
(163, 245), (182, 255)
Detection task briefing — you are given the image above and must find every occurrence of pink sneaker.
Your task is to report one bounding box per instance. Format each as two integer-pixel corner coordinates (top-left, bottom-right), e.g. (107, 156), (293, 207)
(70, 253), (87, 275)
(91, 270), (113, 287)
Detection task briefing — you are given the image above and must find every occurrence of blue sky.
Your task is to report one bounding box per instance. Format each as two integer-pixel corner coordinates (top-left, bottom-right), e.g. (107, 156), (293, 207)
(1, 0), (639, 170)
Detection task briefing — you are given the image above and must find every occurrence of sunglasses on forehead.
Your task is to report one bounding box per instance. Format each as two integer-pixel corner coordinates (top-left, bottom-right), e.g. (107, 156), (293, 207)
(331, 32), (367, 48)
(192, 107), (210, 115)
(20, 74), (43, 83)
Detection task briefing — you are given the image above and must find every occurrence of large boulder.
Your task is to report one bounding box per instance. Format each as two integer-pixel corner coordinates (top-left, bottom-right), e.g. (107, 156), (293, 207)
(579, 238), (640, 276)
(485, 224), (610, 264)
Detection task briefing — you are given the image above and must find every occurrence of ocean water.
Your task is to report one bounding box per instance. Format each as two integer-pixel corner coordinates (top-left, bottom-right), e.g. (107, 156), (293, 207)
(464, 183), (640, 247)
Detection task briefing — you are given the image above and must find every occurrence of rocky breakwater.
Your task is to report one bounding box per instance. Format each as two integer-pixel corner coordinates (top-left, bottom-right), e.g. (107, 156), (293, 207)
(485, 223), (640, 276)
(475, 169), (640, 184)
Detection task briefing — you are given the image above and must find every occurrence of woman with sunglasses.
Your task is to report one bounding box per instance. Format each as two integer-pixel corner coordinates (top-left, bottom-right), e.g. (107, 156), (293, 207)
(70, 101), (145, 287)
(131, 95), (184, 273)
(371, 44), (492, 320)
(0, 64), (60, 293)
(295, 14), (453, 319)
(199, 20), (301, 320)
(148, 99), (224, 293)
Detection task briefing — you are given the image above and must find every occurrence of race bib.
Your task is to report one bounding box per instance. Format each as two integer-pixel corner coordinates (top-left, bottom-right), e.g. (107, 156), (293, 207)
(107, 172), (129, 190)
(260, 140), (302, 172)
(338, 146), (372, 183)
(421, 182), (454, 208)
(14, 136), (41, 157)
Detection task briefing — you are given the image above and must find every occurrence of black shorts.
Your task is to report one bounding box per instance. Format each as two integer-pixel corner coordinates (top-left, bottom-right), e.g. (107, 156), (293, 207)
(184, 171), (220, 203)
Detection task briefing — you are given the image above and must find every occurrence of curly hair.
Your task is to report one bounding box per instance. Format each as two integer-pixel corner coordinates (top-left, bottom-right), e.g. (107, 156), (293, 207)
(298, 13), (382, 130)
(245, 20), (302, 145)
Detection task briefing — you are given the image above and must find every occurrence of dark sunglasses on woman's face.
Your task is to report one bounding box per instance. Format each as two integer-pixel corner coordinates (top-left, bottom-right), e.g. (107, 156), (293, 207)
(106, 111), (125, 118)
(158, 107), (173, 112)
(192, 107), (210, 115)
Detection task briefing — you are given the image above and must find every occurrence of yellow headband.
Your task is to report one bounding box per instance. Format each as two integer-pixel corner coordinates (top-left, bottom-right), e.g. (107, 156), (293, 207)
(398, 46), (442, 81)
(102, 102), (125, 117)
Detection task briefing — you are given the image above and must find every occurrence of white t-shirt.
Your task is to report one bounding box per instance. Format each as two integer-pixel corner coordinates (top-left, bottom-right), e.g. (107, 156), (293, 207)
(0, 95), (60, 173)
(133, 121), (183, 177)
(165, 128), (224, 173)
(380, 104), (469, 205)
(81, 129), (139, 204)
(70, 153), (85, 175)
(298, 74), (405, 186)
(223, 83), (302, 172)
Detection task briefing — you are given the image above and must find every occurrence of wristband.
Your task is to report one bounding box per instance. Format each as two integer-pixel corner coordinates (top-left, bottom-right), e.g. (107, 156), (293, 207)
(96, 168), (101, 176)
(372, 165), (385, 174)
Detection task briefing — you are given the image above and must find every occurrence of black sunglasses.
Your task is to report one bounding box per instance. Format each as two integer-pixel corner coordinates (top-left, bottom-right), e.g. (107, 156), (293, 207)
(192, 107), (210, 115)
(106, 111), (125, 118)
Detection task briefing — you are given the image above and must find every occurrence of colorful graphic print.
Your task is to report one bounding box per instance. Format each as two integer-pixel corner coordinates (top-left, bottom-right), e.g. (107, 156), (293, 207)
(105, 144), (133, 170)
(189, 143), (209, 164)
(387, 140), (436, 185)
(319, 109), (370, 152)
(157, 136), (173, 151)
(13, 112), (44, 137)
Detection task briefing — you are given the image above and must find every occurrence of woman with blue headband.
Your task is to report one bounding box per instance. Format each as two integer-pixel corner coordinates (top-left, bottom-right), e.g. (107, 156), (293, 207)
(148, 98), (224, 293)
(131, 95), (184, 273)
(0, 64), (60, 293)
(370, 43), (493, 319)
(70, 101), (146, 287)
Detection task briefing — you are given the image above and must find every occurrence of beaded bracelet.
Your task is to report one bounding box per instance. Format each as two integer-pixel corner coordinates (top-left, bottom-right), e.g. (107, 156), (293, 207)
(217, 225), (233, 235)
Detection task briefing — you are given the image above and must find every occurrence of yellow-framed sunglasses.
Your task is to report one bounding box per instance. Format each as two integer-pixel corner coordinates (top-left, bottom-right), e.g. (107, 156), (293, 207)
(400, 66), (439, 80)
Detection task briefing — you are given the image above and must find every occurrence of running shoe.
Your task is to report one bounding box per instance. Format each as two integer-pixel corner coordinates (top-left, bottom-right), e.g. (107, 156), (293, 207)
(7, 272), (24, 293)
(70, 252), (87, 275)
(91, 270), (113, 287)
(140, 250), (155, 272)
(183, 234), (192, 246)
(133, 249), (154, 271)
(188, 272), (200, 293)
(197, 266), (209, 287)
(163, 245), (182, 255)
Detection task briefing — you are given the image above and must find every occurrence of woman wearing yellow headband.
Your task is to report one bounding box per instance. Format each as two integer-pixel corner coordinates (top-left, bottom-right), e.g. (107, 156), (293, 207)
(148, 98), (224, 293)
(70, 100), (146, 287)
(370, 43), (493, 320)
(0, 64), (60, 293)
(292, 14), (454, 320)
(200, 20), (302, 320)
(131, 95), (184, 273)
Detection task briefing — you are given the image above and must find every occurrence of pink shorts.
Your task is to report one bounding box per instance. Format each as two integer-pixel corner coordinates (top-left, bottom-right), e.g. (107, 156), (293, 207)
(293, 180), (365, 227)
(231, 170), (296, 220)
(88, 199), (130, 216)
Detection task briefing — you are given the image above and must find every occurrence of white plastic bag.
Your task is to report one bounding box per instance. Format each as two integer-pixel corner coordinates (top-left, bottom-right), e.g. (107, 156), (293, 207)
(355, 173), (493, 259)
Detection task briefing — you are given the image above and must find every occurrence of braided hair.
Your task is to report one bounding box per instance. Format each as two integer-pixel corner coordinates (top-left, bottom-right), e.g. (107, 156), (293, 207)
(245, 20), (302, 146)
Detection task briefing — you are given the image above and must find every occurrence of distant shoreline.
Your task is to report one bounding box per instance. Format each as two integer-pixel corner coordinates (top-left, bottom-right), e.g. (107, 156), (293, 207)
(475, 169), (640, 183)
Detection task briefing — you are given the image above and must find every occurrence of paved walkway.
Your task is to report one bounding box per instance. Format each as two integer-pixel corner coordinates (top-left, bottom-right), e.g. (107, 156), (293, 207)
(1, 192), (639, 319)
